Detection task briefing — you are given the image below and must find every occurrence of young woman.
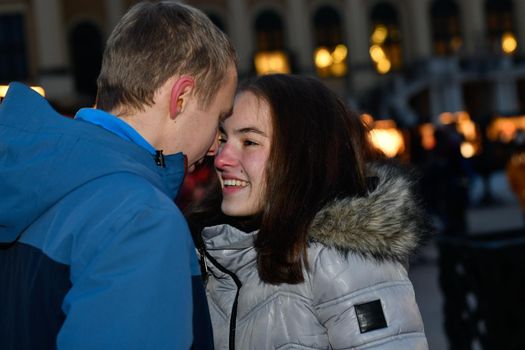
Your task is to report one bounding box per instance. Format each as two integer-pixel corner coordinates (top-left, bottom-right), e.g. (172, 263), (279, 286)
(187, 74), (430, 350)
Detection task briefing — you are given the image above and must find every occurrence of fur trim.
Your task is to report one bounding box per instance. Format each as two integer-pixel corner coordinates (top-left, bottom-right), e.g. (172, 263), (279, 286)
(309, 163), (431, 263)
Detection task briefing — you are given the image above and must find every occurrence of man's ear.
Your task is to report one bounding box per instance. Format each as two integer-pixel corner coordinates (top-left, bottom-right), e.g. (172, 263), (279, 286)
(169, 76), (195, 120)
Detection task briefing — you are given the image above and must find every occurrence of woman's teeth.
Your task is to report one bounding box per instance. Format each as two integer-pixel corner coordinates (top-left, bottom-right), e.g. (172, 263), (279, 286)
(223, 179), (248, 187)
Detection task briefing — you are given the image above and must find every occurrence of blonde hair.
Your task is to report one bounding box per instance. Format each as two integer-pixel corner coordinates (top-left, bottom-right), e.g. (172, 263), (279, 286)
(96, 1), (236, 113)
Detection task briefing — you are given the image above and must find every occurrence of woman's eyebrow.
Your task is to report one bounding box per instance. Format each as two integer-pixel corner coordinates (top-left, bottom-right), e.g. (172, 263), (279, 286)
(234, 126), (268, 137)
(218, 123), (268, 137)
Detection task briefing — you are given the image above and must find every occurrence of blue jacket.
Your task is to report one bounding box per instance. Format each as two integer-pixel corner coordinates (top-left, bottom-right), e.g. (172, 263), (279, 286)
(0, 83), (213, 349)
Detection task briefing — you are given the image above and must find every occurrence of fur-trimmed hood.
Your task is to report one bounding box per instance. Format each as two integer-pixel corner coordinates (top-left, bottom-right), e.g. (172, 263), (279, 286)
(309, 163), (431, 263)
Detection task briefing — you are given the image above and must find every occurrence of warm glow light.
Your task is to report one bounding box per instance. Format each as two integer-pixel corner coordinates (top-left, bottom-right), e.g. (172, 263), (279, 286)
(457, 118), (477, 141)
(0, 85), (8, 98)
(369, 45), (385, 62)
(269, 56), (284, 71)
(332, 44), (348, 63)
(460, 142), (476, 158)
(376, 58), (391, 74)
(487, 116), (525, 143)
(330, 62), (347, 76)
(373, 119), (397, 129)
(369, 120), (405, 158)
(450, 111), (478, 142)
(499, 120), (515, 142)
(451, 36), (463, 51)
(438, 111), (480, 156)
(361, 113), (374, 126)
(502, 32), (518, 54)
(31, 86), (46, 97)
(494, 120), (516, 142)
(371, 25), (388, 45)
(439, 112), (455, 125)
(419, 123), (436, 150)
(314, 45), (348, 77)
(370, 22), (401, 74)
(370, 32), (394, 74)
(254, 51), (290, 75)
(370, 129), (405, 158)
(1, 85), (45, 98)
(315, 47), (333, 68)
(456, 111), (470, 122)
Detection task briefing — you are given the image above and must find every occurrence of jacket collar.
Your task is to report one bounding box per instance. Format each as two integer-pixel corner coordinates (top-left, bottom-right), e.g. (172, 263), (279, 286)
(74, 107), (186, 199)
(75, 108), (157, 154)
(202, 224), (258, 273)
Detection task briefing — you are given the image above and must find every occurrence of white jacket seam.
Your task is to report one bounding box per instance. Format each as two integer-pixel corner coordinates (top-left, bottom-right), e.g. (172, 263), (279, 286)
(237, 290), (313, 325)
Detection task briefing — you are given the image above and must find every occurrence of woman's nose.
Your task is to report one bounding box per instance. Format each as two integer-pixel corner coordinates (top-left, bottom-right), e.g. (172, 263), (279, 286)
(214, 143), (237, 169)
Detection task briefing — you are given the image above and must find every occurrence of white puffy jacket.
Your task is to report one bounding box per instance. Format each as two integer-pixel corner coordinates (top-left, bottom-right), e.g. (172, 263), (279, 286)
(200, 165), (430, 349)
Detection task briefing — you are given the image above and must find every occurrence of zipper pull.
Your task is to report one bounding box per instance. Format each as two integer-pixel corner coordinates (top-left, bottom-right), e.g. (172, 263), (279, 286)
(154, 150), (166, 167)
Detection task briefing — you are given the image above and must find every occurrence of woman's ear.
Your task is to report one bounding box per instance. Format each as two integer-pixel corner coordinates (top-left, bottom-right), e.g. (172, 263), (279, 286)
(169, 76), (195, 120)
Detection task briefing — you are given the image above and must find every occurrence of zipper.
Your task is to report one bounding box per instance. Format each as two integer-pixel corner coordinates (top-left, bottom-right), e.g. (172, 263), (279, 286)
(154, 149), (166, 167)
(204, 251), (242, 350)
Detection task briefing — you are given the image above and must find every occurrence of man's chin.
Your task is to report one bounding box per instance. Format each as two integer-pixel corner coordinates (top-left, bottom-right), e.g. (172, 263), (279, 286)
(187, 158), (204, 173)
(187, 154), (212, 173)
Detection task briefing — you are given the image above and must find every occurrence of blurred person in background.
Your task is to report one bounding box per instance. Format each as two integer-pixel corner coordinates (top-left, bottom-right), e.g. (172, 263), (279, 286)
(187, 74), (430, 349)
(506, 130), (525, 222)
(0, 1), (236, 349)
(421, 124), (470, 235)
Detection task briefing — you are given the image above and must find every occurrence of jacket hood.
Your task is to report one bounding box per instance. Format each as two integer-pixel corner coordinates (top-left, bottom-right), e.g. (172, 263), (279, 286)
(309, 163), (431, 263)
(0, 82), (185, 244)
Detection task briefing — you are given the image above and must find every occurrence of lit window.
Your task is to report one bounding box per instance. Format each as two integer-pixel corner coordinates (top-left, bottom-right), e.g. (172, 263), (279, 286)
(253, 10), (290, 75)
(369, 3), (402, 74)
(485, 0), (516, 55)
(313, 6), (347, 78)
(431, 0), (463, 56)
(254, 51), (290, 75)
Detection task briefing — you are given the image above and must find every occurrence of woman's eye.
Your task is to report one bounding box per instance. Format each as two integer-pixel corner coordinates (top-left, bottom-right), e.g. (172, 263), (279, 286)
(243, 140), (258, 146)
(218, 135), (227, 144)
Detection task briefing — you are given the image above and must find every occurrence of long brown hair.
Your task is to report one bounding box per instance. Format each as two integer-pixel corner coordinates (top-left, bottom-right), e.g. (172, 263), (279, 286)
(187, 74), (378, 284)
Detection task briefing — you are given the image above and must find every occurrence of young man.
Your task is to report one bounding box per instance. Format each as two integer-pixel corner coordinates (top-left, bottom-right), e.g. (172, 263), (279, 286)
(0, 2), (237, 349)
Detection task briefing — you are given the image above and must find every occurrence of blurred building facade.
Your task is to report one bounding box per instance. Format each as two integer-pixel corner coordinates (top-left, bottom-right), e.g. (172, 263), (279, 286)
(1, 0), (525, 124)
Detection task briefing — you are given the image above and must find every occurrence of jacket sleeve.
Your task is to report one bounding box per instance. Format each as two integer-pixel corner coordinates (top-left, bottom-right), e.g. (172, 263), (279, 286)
(191, 273), (214, 349)
(57, 203), (195, 350)
(310, 246), (428, 350)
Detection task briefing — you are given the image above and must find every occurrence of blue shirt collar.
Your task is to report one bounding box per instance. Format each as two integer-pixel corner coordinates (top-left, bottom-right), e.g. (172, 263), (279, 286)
(74, 108), (156, 155)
